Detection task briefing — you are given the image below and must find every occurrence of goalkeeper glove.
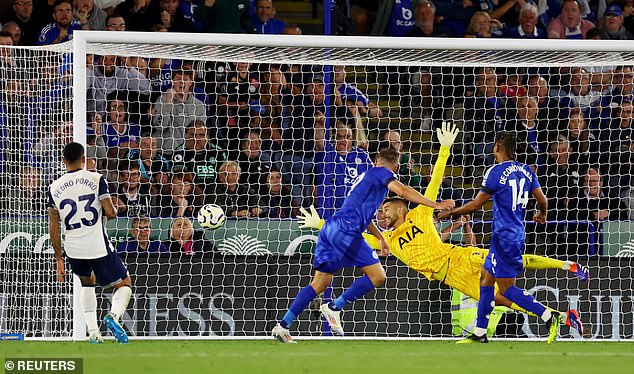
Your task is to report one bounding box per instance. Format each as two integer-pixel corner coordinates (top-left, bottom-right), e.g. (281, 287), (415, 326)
(436, 121), (460, 148)
(297, 205), (323, 229)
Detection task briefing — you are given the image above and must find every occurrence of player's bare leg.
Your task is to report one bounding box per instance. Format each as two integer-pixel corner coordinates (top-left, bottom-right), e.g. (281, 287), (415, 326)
(310, 271), (335, 293)
(103, 276), (132, 344)
(274, 271), (333, 343)
(322, 264), (386, 337)
(78, 273), (103, 344)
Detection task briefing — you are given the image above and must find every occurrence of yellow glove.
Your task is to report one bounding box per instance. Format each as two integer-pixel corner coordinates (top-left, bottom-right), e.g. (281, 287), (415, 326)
(436, 121), (460, 148)
(297, 205), (323, 229)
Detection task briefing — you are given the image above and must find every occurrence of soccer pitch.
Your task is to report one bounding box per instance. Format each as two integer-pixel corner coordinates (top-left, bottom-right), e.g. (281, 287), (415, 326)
(2, 340), (633, 373)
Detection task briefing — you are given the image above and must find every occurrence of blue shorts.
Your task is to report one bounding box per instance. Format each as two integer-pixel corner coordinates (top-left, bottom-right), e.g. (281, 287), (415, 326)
(313, 216), (380, 274)
(483, 234), (524, 278)
(67, 249), (129, 287)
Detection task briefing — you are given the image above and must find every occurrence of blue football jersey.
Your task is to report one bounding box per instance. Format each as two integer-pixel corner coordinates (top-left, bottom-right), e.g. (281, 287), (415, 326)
(334, 166), (397, 232)
(481, 161), (540, 238)
(386, 0), (415, 36)
(337, 83), (370, 107)
(315, 143), (373, 219)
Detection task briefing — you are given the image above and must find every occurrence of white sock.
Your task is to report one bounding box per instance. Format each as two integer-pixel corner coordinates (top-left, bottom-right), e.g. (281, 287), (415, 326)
(81, 287), (99, 334)
(541, 309), (552, 323)
(562, 261), (573, 271)
(473, 327), (487, 337)
(110, 286), (132, 321)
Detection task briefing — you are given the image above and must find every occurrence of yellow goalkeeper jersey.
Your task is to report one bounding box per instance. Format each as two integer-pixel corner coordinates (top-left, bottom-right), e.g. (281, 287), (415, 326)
(364, 146), (455, 280)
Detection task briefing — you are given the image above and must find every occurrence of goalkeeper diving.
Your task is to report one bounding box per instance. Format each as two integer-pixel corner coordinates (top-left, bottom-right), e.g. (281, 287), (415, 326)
(298, 122), (587, 337)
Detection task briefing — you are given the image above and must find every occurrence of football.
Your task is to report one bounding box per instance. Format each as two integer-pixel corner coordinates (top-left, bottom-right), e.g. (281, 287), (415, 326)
(197, 204), (226, 230)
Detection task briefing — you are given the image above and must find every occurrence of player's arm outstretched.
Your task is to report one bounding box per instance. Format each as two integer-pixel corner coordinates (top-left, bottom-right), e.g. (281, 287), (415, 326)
(437, 191), (491, 220)
(387, 122), (458, 211)
(387, 180), (454, 210)
(424, 121), (460, 201)
(297, 206), (386, 251)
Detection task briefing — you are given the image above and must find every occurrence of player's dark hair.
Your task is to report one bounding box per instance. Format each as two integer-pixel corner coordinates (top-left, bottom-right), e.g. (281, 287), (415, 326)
(105, 13), (125, 24)
(494, 131), (516, 159)
(172, 69), (194, 81)
(132, 216), (150, 228)
(562, 0), (582, 10)
(382, 197), (408, 208)
(53, 0), (71, 10)
(63, 142), (84, 163)
(377, 147), (400, 166)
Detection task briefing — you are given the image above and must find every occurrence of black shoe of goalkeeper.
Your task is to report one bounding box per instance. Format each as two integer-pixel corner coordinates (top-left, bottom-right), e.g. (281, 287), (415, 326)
(457, 333), (489, 344)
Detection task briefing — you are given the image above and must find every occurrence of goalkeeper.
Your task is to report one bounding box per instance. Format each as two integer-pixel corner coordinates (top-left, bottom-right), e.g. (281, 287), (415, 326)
(298, 122), (587, 334)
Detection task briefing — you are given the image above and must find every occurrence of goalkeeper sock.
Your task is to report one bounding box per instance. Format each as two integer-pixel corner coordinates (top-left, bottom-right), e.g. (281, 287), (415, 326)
(503, 286), (549, 322)
(81, 286), (99, 333)
(281, 285), (317, 329)
(474, 285), (495, 337)
(522, 255), (564, 270)
(510, 303), (560, 320)
(110, 286), (132, 321)
(329, 275), (375, 311)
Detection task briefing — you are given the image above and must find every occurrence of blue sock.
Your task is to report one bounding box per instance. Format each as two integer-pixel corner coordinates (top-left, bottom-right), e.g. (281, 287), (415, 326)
(328, 275), (375, 311)
(280, 285), (317, 329)
(503, 286), (547, 319)
(475, 285), (495, 334)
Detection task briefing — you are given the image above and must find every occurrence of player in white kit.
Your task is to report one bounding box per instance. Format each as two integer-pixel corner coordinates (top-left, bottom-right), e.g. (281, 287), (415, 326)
(48, 142), (132, 344)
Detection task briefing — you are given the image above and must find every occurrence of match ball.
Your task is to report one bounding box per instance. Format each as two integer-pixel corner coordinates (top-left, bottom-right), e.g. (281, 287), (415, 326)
(197, 204), (226, 230)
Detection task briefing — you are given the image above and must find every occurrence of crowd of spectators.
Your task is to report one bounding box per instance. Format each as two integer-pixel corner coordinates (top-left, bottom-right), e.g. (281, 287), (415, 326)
(5, 0), (631, 47)
(0, 0), (302, 47)
(353, 0), (634, 40)
(0, 0), (633, 256)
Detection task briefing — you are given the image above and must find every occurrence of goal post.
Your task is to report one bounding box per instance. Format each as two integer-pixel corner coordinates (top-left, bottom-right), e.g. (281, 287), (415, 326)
(1, 32), (633, 340)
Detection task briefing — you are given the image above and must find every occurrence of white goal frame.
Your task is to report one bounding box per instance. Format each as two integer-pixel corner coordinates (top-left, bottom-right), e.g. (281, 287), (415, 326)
(67, 32), (634, 341)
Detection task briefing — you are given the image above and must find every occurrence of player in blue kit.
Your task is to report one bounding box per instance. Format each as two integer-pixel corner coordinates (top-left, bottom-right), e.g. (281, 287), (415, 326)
(272, 147), (455, 343)
(48, 142), (132, 344)
(439, 132), (583, 343)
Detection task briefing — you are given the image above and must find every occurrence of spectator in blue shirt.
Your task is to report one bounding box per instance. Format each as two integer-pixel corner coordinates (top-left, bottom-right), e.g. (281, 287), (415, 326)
(250, 0), (286, 34)
(334, 65), (383, 119)
(127, 134), (171, 186)
(405, 0), (450, 37)
(101, 97), (140, 156)
(385, 0), (415, 36)
(117, 216), (170, 254)
(37, 0), (84, 45)
(314, 123), (373, 219)
(504, 3), (546, 38)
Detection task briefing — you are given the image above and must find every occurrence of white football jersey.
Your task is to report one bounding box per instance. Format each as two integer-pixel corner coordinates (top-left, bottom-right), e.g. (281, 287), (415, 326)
(48, 169), (114, 259)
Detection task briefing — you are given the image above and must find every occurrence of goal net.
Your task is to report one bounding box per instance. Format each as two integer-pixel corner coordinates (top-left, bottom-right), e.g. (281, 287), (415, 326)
(1, 33), (633, 340)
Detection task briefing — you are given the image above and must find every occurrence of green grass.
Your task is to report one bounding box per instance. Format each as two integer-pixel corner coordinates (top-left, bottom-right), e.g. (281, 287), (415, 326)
(1, 340), (633, 373)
